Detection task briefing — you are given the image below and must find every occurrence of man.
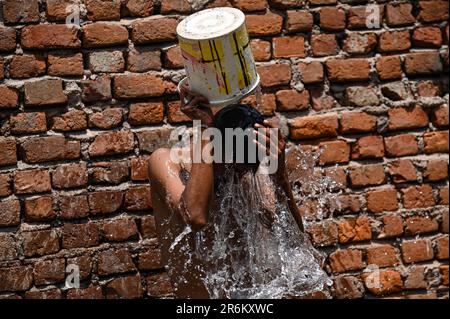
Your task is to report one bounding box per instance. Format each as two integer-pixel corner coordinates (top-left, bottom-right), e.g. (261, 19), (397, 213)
(148, 81), (329, 299)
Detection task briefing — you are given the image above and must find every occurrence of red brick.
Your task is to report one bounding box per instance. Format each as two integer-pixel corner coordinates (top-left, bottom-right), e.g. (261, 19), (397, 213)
(388, 106), (429, 131)
(0, 266), (33, 292)
(348, 5), (384, 29)
(105, 274), (143, 299)
(14, 169), (51, 194)
(0, 58), (4, 80)
(366, 245), (398, 268)
(136, 128), (172, 153)
(88, 131), (134, 157)
(3, 0), (39, 24)
(298, 61), (323, 85)
(273, 36), (305, 58)
(21, 25), (80, 49)
(125, 186), (152, 211)
(379, 31), (411, 53)
(339, 112), (377, 134)
(0, 86), (19, 109)
(24, 196), (56, 222)
(67, 255), (92, 280)
(441, 209), (449, 232)
(383, 82), (412, 101)
(66, 285), (104, 299)
(0, 174), (12, 198)
(311, 34), (338, 57)
(384, 134), (419, 157)
(88, 190), (123, 215)
(129, 102), (164, 126)
(131, 156), (150, 181)
(160, 0), (191, 13)
(0, 26), (16, 52)
(140, 216), (157, 239)
(380, 214), (404, 239)
(10, 112), (47, 134)
(9, 54), (46, 79)
(146, 273), (173, 297)
(401, 184), (436, 209)
(431, 105), (449, 127)
(138, 248), (163, 270)
(417, 81), (442, 97)
(440, 265), (449, 286)
(413, 27), (443, 47)
(257, 63), (291, 88)
(376, 56), (403, 81)
(59, 195), (89, 220)
(338, 217), (372, 244)
(98, 248), (136, 276)
(88, 51), (125, 73)
(402, 239), (434, 263)
(362, 269), (403, 296)
(405, 52), (443, 76)
(275, 89), (309, 112)
(114, 74), (165, 99)
(325, 167), (347, 190)
(386, 3), (415, 26)
(329, 249), (364, 273)
(333, 276), (364, 299)
(406, 216), (439, 235)
(250, 39), (271, 62)
(424, 159), (449, 181)
(366, 188), (399, 214)
(34, 258), (65, 285)
(331, 195), (361, 215)
(345, 86), (379, 107)
(423, 131), (449, 154)
(387, 160), (417, 184)
(81, 75), (112, 103)
(52, 163), (88, 189)
(241, 93), (276, 116)
(439, 186), (449, 205)
(418, 1), (449, 23)
(351, 136), (384, 160)
(52, 109), (87, 132)
(289, 114), (338, 140)
(46, 0), (77, 21)
(88, 108), (123, 129)
(25, 288), (62, 299)
(100, 218), (138, 242)
(22, 229), (60, 257)
(320, 7), (346, 31)
(91, 161), (129, 185)
(85, 0), (121, 21)
(285, 10), (313, 33)
(82, 22), (128, 48)
(127, 48), (161, 72)
(306, 221), (338, 247)
(232, 0), (266, 11)
(405, 266), (427, 290)
(344, 33), (377, 55)
(163, 46), (183, 69)
(246, 12), (283, 36)
(24, 79), (67, 107)
(326, 59), (371, 83)
(349, 164), (385, 187)
(270, 0), (304, 8)
(0, 199), (20, 227)
(62, 222), (100, 248)
(131, 18), (178, 44)
(435, 236), (449, 260)
(319, 140), (350, 165)
(122, 0), (154, 17)
(0, 138), (17, 167)
(20, 136), (80, 164)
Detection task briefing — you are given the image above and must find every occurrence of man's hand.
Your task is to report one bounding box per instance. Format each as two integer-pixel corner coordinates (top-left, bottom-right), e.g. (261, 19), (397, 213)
(180, 80), (214, 127)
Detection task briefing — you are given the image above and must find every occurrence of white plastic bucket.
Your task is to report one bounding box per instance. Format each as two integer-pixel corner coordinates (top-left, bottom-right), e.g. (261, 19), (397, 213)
(176, 7), (260, 107)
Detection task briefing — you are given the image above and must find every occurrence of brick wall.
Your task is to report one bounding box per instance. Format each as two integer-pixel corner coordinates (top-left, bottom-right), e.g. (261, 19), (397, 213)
(0, 0), (448, 299)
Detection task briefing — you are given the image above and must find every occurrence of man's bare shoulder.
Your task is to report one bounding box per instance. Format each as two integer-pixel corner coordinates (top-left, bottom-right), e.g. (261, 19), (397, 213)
(148, 148), (180, 176)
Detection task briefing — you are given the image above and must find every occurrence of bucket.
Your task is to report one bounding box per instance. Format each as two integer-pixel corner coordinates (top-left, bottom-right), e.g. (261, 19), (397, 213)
(176, 7), (260, 107)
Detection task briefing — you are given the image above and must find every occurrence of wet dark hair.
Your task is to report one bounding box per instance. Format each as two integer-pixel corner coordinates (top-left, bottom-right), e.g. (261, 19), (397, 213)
(213, 104), (264, 168)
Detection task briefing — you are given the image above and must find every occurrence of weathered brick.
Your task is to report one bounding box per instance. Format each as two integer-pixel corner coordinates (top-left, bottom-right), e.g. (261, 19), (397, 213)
(129, 102), (164, 126)
(22, 229), (60, 257)
(59, 195), (89, 219)
(386, 3), (415, 26)
(329, 249), (364, 273)
(140, 215), (157, 239)
(348, 165), (385, 187)
(331, 195), (361, 215)
(242, 93), (276, 116)
(326, 59), (371, 82)
(423, 131), (449, 154)
(366, 245), (398, 268)
(405, 266), (427, 290)
(340, 112), (377, 134)
(435, 236), (449, 260)
(3, 0), (39, 24)
(85, 0), (121, 21)
(0, 174), (12, 198)
(137, 128), (172, 153)
(257, 63), (291, 88)
(338, 217), (372, 244)
(24, 79), (67, 107)
(67, 255), (92, 280)
(333, 276), (364, 299)
(122, 0), (154, 17)
(34, 258), (65, 285)
(431, 104), (449, 128)
(406, 216), (439, 235)
(376, 56), (403, 81)
(20, 136), (80, 164)
(88, 131), (134, 157)
(82, 23), (128, 48)
(424, 159), (449, 181)
(131, 18), (178, 44)
(98, 248), (136, 276)
(379, 31), (411, 53)
(348, 5), (384, 29)
(366, 188), (398, 214)
(275, 89), (309, 112)
(385, 134), (419, 157)
(318, 140), (350, 165)
(9, 54), (46, 79)
(114, 74), (165, 98)
(346, 86), (380, 107)
(52, 163), (88, 189)
(273, 36), (305, 58)
(351, 136), (384, 160)
(88, 190), (123, 215)
(0, 138), (17, 167)
(344, 33), (377, 55)
(405, 52), (443, 76)
(0, 86), (19, 109)
(246, 12), (283, 36)
(91, 161), (129, 185)
(59, 195), (89, 220)
(24, 196), (56, 222)
(0, 266), (33, 292)
(285, 10), (313, 33)
(10, 112), (47, 134)
(66, 285), (104, 299)
(362, 269), (403, 296)
(21, 25), (80, 49)
(289, 114), (338, 140)
(250, 39), (271, 62)
(413, 27), (443, 47)
(14, 169), (51, 194)
(383, 82), (412, 102)
(88, 108), (123, 129)
(306, 220), (338, 247)
(105, 274), (143, 299)
(417, 81), (442, 98)
(88, 51), (125, 73)
(124, 186), (152, 211)
(62, 222), (100, 248)
(163, 46), (183, 69)
(439, 186), (449, 205)
(25, 288), (62, 299)
(131, 156), (150, 181)
(127, 48), (161, 72)
(319, 7), (346, 31)
(388, 106), (429, 131)
(46, 0), (77, 21)
(298, 61), (323, 85)
(0, 233), (19, 261)
(418, 0), (449, 23)
(380, 214), (404, 239)
(100, 218), (138, 242)
(311, 34), (339, 57)
(160, 0), (191, 13)
(402, 239), (434, 263)
(0, 26), (16, 51)
(146, 273), (173, 297)
(81, 75), (112, 103)
(52, 109), (87, 132)
(402, 184), (436, 209)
